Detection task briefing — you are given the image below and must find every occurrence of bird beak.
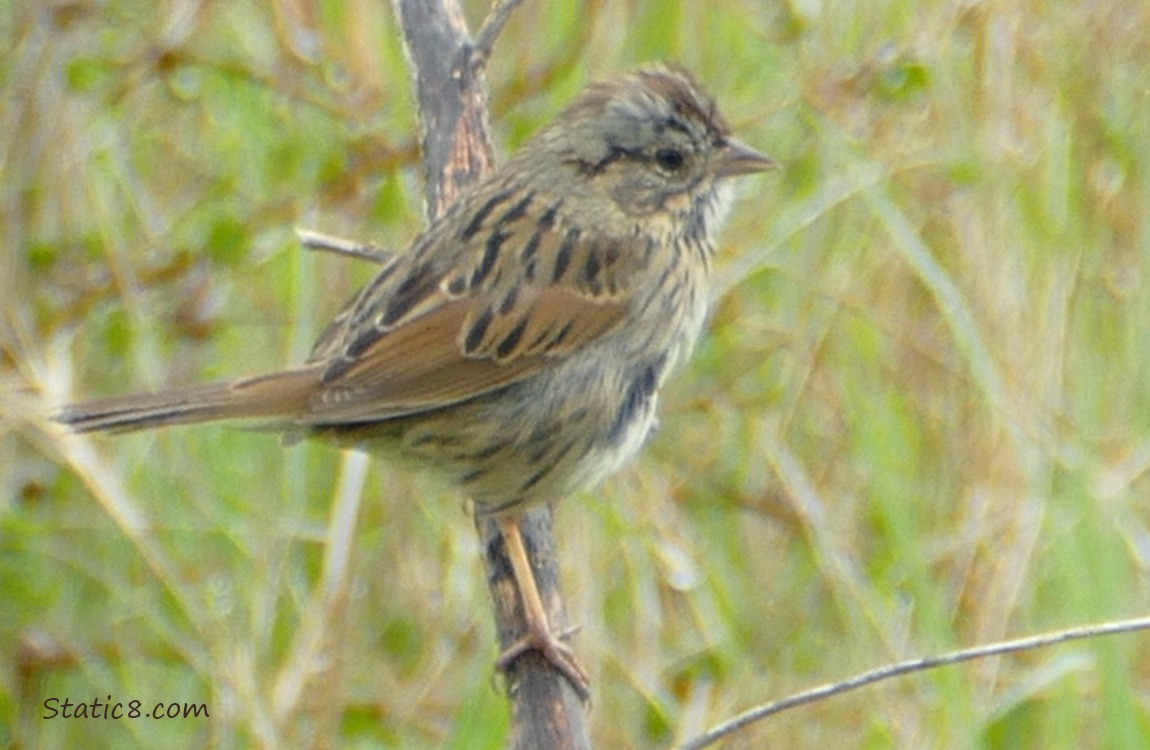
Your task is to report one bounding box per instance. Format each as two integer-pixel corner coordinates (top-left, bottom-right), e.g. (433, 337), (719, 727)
(716, 138), (778, 177)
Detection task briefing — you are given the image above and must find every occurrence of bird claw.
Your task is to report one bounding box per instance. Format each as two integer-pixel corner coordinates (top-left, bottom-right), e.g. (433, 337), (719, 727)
(497, 623), (590, 701)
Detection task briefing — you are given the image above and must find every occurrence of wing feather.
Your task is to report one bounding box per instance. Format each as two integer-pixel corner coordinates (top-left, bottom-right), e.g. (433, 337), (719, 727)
(296, 187), (635, 424)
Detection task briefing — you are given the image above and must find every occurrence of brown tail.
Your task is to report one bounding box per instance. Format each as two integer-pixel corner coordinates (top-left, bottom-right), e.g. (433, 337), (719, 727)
(53, 367), (321, 434)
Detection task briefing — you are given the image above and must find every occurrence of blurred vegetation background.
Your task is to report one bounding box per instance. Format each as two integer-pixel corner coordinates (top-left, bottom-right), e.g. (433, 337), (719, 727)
(3, 0), (1150, 747)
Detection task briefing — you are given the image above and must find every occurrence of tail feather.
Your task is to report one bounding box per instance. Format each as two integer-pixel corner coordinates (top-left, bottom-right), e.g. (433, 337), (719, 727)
(53, 367), (321, 434)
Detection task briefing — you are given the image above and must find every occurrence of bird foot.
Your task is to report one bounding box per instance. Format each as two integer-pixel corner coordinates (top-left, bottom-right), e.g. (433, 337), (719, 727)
(497, 623), (590, 700)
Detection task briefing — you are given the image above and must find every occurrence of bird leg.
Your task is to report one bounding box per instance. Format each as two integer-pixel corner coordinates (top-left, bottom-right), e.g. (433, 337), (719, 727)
(495, 515), (591, 699)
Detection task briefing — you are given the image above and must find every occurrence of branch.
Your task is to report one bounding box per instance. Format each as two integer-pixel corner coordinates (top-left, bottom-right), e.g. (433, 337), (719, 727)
(473, 0), (528, 64)
(391, 1), (589, 747)
(295, 228), (392, 264)
(677, 615), (1150, 750)
(393, 0), (494, 218)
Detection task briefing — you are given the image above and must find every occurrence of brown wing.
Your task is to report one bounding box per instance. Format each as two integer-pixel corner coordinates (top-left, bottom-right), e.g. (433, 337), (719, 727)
(296, 186), (634, 424)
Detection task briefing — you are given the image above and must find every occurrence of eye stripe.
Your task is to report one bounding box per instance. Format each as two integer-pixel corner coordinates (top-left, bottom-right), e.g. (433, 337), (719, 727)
(662, 116), (693, 136)
(578, 146), (634, 176)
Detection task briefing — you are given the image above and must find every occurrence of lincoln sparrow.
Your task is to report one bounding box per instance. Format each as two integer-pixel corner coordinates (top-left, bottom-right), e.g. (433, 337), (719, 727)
(54, 66), (775, 694)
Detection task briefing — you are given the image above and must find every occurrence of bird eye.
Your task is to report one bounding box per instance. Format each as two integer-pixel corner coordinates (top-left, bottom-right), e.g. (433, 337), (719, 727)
(654, 148), (686, 172)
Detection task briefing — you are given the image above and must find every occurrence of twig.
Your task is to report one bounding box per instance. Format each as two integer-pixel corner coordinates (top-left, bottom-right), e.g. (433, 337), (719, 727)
(676, 615), (1150, 750)
(472, 0), (527, 64)
(295, 228), (392, 264)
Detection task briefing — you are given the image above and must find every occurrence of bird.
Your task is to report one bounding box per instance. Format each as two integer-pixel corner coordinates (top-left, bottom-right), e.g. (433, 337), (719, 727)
(53, 65), (777, 696)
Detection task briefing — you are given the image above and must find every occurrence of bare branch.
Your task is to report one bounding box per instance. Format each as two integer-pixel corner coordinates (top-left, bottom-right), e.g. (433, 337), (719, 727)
(392, 1), (589, 747)
(677, 616), (1150, 750)
(296, 228), (392, 264)
(393, 0), (494, 219)
(473, 0), (528, 64)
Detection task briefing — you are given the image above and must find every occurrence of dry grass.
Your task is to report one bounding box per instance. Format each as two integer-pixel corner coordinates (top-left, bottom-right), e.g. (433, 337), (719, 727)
(3, 0), (1149, 748)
